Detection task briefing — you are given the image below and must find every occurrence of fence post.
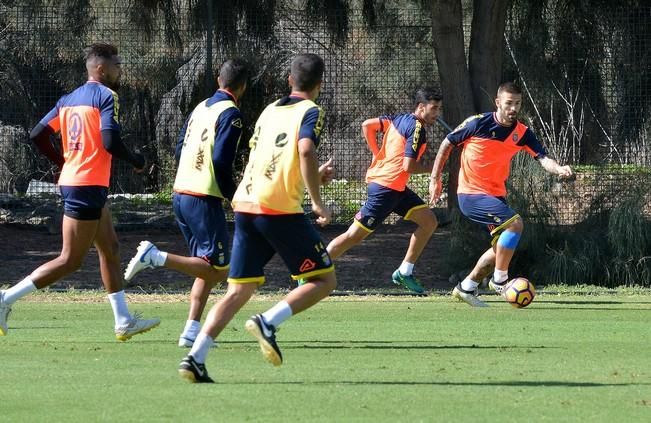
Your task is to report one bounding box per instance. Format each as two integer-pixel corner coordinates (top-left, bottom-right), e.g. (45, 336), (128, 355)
(205, 0), (214, 96)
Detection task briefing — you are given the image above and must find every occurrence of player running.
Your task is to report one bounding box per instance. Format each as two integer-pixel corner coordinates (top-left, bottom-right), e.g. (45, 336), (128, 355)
(123, 59), (249, 347)
(308, 88), (442, 294)
(178, 53), (336, 383)
(429, 82), (573, 307)
(0, 43), (159, 339)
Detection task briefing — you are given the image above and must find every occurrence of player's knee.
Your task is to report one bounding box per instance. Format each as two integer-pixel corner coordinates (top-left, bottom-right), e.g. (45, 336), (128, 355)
(58, 253), (85, 273)
(307, 272), (337, 292)
(508, 217), (524, 233)
(100, 240), (120, 262)
(321, 272), (337, 292)
(206, 267), (228, 284)
(420, 213), (438, 234)
(497, 229), (522, 250)
(225, 284), (255, 304)
(347, 227), (369, 244)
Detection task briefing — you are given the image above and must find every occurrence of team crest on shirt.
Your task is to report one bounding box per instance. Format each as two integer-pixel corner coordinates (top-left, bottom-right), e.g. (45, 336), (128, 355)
(67, 113), (83, 150)
(275, 132), (288, 147)
(513, 133), (519, 142)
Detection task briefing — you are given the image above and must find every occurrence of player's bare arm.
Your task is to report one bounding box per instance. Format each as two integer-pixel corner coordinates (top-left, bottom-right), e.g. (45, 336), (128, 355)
(538, 156), (573, 178)
(361, 117), (383, 157)
(299, 137), (332, 226)
(402, 156), (431, 175)
(429, 138), (454, 205)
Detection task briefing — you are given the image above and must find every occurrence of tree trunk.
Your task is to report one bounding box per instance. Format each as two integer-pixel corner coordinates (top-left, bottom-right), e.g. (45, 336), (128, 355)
(431, 0), (474, 210)
(469, 0), (511, 111)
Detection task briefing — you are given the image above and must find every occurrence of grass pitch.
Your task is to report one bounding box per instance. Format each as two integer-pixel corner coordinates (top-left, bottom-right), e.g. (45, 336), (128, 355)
(1, 291), (650, 422)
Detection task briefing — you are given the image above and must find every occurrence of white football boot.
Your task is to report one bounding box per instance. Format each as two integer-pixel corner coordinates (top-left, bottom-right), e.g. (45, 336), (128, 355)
(452, 284), (488, 307)
(124, 241), (160, 281)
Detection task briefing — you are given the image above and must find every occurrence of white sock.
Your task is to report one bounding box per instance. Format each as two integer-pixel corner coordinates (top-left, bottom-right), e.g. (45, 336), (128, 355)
(460, 277), (479, 292)
(398, 262), (415, 276)
(154, 250), (167, 267)
(261, 301), (293, 328)
(108, 291), (131, 327)
(493, 269), (509, 284)
(181, 320), (201, 339)
(3, 277), (37, 305)
(189, 332), (215, 364)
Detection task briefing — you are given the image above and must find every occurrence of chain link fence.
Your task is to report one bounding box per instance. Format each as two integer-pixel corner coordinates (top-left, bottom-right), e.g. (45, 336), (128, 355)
(0, 2), (649, 229)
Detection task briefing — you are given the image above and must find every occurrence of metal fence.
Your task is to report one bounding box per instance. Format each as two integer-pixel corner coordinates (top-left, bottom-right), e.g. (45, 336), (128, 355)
(0, 2), (649, 229)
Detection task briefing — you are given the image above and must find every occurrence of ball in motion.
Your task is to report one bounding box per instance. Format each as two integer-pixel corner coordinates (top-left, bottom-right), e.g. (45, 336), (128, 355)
(503, 277), (536, 308)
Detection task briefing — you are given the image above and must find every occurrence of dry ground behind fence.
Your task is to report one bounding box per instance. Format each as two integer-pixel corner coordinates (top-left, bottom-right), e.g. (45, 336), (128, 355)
(0, 223), (452, 293)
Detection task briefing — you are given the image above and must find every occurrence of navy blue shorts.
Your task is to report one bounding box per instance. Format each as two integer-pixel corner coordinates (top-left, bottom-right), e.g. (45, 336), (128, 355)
(458, 193), (520, 243)
(355, 183), (427, 231)
(173, 193), (230, 269)
(60, 186), (108, 220)
(228, 212), (334, 284)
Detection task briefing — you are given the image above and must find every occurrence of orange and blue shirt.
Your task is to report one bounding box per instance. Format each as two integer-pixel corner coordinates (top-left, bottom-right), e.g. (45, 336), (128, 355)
(447, 112), (547, 197)
(365, 113), (427, 192)
(39, 81), (120, 187)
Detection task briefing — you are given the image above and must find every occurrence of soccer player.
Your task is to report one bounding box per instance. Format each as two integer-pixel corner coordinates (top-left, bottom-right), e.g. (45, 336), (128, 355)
(0, 43), (160, 338)
(313, 88), (442, 294)
(122, 59), (249, 347)
(429, 82), (573, 307)
(178, 53), (336, 383)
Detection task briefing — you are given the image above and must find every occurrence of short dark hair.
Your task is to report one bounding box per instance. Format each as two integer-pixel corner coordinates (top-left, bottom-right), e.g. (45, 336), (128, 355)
(497, 82), (522, 96)
(290, 53), (324, 91)
(84, 42), (118, 62)
(218, 58), (250, 90)
(413, 87), (442, 109)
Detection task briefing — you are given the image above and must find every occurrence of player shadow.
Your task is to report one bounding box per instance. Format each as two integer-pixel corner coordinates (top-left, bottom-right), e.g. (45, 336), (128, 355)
(527, 306), (651, 311)
(219, 340), (555, 351)
(292, 344), (551, 351)
(534, 299), (651, 305)
(223, 380), (648, 388)
(325, 380), (651, 388)
(4, 326), (68, 331)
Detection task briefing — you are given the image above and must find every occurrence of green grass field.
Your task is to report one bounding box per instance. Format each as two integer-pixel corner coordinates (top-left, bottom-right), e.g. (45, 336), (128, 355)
(1, 291), (651, 422)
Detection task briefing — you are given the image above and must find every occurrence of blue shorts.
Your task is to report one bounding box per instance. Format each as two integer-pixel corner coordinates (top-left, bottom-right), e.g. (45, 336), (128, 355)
(173, 193), (230, 269)
(228, 212), (334, 284)
(60, 186), (108, 220)
(355, 183), (427, 231)
(458, 193), (520, 243)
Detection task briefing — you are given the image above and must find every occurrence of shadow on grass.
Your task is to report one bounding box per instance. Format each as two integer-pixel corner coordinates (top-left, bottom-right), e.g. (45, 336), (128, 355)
(214, 340), (555, 351)
(529, 307), (651, 311)
(534, 300), (651, 305)
(221, 380), (648, 387)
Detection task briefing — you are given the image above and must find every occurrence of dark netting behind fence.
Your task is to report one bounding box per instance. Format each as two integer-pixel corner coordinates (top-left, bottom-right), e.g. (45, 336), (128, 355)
(0, 2), (649, 229)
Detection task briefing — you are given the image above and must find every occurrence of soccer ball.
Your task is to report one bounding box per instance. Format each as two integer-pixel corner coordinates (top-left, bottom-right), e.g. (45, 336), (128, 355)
(503, 277), (536, 308)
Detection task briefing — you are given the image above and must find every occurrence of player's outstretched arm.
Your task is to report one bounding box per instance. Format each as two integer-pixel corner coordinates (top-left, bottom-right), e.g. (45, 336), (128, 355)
(299, 138), (331, 226)
(429, 138), (454, 206)
(538, 156), (574, 179)
(361, 118), (383, 157)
